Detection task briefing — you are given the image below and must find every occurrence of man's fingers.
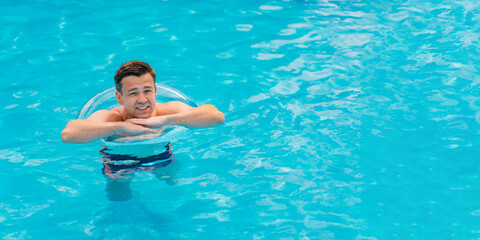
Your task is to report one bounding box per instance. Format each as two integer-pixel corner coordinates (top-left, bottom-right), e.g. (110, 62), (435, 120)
(126, 119), (141, 124)
(146, 128), (158, 133)
(127, 118), (151, 127)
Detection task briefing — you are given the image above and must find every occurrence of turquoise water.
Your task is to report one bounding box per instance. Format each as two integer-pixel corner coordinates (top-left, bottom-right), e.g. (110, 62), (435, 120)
(1, 0), (480, 239)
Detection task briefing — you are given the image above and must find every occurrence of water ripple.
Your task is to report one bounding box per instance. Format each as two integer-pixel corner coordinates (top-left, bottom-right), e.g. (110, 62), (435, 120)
(2, 0), (480, 238)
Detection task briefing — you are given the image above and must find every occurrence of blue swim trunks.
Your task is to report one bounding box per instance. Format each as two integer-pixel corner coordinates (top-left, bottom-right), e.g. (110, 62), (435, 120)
(100, 142), (174, 179)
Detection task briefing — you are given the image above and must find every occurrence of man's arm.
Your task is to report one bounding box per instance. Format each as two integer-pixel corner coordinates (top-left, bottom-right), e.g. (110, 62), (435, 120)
(127, 101), (225, 128)
(61, 110), (157, 143)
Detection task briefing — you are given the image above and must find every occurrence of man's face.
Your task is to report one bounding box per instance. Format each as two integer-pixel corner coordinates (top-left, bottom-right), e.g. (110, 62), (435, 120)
(116, 73), (157, 119)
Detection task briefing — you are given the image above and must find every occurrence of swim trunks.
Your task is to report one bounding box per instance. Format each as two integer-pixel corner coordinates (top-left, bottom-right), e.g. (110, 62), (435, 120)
(99, 142), (174, 179)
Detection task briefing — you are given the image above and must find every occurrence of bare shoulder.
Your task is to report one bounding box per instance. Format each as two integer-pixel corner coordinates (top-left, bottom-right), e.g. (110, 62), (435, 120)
(155, 101), (194, 115)
(86, 107), (124, 122)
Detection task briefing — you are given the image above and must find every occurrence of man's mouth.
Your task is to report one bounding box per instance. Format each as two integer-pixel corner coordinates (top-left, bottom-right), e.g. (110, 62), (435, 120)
(137, 106), (149, 110)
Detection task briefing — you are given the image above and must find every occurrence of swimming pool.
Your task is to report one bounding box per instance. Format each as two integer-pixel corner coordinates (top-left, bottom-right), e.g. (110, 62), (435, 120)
(1, 0), (480, 239)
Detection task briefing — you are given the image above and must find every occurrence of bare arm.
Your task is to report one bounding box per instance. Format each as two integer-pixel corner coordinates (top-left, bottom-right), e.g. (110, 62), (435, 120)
(127, 102), (225, 128)
(61, 110), (157, 143)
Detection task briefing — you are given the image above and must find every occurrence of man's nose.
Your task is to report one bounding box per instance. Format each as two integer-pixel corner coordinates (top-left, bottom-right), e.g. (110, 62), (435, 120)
(138, 93), (147, 103)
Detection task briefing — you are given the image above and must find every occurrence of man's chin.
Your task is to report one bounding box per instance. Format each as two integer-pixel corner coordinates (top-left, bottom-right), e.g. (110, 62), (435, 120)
(133, 114), (151, 119)
(133, 111), (153, 119)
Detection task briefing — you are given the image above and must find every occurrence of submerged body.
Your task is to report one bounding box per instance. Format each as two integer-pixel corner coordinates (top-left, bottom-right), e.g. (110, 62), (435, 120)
(100, 142), (179, 201)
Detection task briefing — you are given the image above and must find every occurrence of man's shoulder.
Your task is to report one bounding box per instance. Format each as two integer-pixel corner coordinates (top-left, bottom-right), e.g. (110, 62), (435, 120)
(87, 107), (124, 122)
(155, 101), (194, 115)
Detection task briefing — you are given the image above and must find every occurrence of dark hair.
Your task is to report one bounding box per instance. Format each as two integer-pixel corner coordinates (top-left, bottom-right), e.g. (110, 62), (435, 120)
(114, 60), (156, 92)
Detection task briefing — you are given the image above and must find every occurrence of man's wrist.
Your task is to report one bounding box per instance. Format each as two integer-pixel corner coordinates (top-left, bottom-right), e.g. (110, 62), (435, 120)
(112, 122), (126, 134)
(164, 114), (178, 125)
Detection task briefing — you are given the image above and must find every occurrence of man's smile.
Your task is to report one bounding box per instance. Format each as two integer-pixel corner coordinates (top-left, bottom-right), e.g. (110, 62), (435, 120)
(137, 106), (148, 110)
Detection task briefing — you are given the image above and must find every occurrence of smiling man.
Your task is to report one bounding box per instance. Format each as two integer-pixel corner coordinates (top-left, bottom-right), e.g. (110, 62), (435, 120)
(61, 60), (225, 143)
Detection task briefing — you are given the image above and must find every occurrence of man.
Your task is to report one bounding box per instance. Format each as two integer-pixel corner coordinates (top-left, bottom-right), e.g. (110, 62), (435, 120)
(61, 60), (225, 143)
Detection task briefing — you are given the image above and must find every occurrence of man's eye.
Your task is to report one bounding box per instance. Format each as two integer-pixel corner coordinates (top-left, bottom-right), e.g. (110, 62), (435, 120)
(145, 90), (152, 93)
(130, 92), (137, 96)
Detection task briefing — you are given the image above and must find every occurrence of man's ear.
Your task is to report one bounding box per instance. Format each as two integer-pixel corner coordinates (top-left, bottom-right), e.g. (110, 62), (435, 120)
(154, 85), (157, 97)
(116, 91), (124, 105)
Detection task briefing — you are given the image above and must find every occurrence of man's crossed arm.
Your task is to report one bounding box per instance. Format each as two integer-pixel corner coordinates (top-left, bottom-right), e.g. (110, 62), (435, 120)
(61, 102), (225, 143)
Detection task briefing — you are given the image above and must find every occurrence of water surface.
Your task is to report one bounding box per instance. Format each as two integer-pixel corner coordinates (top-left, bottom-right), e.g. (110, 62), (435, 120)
(1, 0), (480, 239)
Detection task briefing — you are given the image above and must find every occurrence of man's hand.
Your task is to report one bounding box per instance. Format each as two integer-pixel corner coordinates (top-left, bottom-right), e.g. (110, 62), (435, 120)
(118, 121), (159, 135)
(126, 116), (171, 128)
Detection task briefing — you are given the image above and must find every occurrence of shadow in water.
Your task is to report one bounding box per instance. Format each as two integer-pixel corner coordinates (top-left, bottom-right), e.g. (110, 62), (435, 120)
(88, 199), (178, 239)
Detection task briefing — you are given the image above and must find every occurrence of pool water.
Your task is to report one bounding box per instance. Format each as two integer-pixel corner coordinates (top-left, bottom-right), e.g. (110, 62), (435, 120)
(1, 0), (480, 239)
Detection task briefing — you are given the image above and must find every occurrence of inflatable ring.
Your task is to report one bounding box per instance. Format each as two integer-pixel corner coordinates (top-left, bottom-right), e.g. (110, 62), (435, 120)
(77, 83), (197, 119)
(76, 84), (197, 145)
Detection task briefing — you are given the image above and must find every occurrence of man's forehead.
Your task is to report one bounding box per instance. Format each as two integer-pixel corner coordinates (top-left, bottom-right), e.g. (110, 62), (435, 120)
(126, 85), (154, 92)
(121, 74), (155, 91)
